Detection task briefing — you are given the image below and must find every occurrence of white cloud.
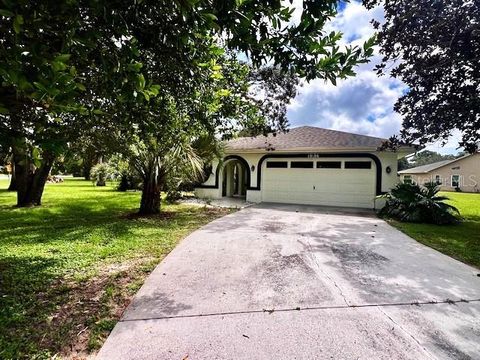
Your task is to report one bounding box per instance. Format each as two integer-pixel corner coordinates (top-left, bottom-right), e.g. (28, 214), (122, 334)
(286, 1), (462, 154)
(424, 130), (464, 155)
(326, 1), (384, 46)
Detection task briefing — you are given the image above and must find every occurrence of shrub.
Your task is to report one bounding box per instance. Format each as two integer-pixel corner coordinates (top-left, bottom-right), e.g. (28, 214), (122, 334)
(379, 182), (461, 225)
(90, 163), (110, 186)
(117, 173), (142, 191)
(104, 155), (141, 191)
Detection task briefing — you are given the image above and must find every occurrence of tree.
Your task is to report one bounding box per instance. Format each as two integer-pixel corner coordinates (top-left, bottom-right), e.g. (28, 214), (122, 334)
(397, 157), (410, 172)
(75, 1), (375, 215)
(1, 0), (374, 209)
(364, 0), (480, 153)
(409, 150), (456, 168)
(0, 1), (150, 206)
(114, 54), (255, 214)
(234, 67), (300, 137)
(400, 150), (466, 170)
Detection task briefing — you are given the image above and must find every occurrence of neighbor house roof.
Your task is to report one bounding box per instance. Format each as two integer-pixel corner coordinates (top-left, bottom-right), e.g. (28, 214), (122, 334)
(398, 160), (454, 174)
(226, 126), (389, 151)
(398, 153), (474, 174)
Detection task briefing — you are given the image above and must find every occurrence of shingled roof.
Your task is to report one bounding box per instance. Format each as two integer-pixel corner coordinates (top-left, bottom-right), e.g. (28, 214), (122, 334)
(226, 126), (387, 151)
(398, 153), (475, 174)
(398, 160), (455, 174)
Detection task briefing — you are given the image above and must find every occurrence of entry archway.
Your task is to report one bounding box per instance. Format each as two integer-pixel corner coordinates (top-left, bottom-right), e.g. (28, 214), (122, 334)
(220, 156), (250, 198)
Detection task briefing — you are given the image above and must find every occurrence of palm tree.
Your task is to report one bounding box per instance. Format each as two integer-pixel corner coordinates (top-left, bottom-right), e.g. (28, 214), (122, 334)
(380, 182), (460, 224)
(130, 134), (223, 215)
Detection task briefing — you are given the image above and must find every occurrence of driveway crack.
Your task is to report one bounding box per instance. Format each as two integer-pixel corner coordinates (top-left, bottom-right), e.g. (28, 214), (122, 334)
(376, 306), (437, 360)
(299, 238), (351, 307)
(120, 298), (480, 322)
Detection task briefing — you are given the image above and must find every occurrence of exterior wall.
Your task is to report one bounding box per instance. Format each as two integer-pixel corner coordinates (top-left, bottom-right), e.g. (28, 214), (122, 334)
(375, 151), (399, 193)
(374, 197), (387, 210)
(237, 153), (264, 188)
(194, 187), (220, 199)
(373, 151), (400, 209)
(400, 153), (480, 193)
(200, 159), (219, 187)
(246, 190), (261, 203)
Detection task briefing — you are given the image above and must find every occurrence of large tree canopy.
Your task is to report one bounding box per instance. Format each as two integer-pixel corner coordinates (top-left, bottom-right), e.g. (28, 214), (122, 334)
(1, 0), (375, 209)
(365, 0), (480, 152)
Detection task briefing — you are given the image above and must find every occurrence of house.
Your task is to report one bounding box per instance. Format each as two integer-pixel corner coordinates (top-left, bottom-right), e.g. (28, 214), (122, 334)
(195, 126), (415, 209)
(398, 152), (480, 192)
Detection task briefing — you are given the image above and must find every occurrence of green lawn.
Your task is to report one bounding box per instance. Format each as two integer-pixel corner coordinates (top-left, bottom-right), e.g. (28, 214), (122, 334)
(391, 192), (480, 268)
(0, 178), (230, 359)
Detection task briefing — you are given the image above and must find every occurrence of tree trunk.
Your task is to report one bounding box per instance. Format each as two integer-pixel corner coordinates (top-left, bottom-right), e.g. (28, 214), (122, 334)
(96, 155), (105, 186)
(29, 152), (55, 205)
(13, 143), (55, 207)
(83, 163), (91, 180)
(139, 176), (163, 215)
(7, 163), (17, 191)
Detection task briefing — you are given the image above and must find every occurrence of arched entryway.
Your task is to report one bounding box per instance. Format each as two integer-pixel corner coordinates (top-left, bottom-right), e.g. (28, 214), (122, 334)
(221, 158), (249, 198)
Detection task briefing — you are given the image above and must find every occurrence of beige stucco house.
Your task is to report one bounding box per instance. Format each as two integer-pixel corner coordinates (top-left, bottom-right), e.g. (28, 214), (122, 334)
(195, 126), (415, 209)
(398, 152), (480, 192)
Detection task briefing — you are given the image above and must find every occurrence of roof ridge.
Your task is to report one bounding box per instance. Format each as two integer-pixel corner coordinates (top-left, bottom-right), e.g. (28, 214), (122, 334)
(399, 154), (474, 174)
(289, 126), (388, 141)
(226, 125), (400, 151)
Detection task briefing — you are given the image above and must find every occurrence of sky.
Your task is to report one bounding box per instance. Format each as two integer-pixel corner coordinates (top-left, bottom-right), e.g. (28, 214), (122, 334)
(286, 1), (462, 155)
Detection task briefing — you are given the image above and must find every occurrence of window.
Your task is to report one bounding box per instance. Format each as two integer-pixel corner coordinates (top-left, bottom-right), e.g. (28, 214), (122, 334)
(344, 161), (372, 169)
(290, 161), (314, 169)
(435, 175), (442, 185)
(451, 175), (460, 188)
(317, 161), (341, 169)
(403, 175), (412, 184)
(266, 161), (288, 169)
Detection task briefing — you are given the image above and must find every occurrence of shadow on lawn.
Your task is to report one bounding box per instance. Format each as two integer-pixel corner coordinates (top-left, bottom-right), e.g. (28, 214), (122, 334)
(0, 179), (229, 357)
(0, 255), (65, 357)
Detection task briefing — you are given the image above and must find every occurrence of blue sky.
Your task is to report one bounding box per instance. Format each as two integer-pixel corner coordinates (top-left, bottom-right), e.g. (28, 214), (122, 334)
(285, 1), (462, 155)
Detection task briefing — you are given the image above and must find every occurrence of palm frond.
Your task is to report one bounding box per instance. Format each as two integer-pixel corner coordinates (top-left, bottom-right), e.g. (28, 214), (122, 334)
(380, 181), (461, 225)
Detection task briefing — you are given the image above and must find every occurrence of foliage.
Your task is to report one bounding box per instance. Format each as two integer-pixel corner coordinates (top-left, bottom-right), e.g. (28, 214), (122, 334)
(364, 0), (480, 153)
(400, 150), (465, 170)
(62, 130), (115, 179)
(240, 66), (300, 136)
(390, 192), (480, 268)
(106, 155), (142, 191)
(379, 182), (460, 225)
(165, 133), (225, 203)
(0, 178), (230, 358)
(112, 53), (253, 213)
(408, 151), (460, 168)
(397, 157), (410, 171)
(89, 163), (112, 186)
(1, 0), (375, 209)
(125, 129), (206, 213)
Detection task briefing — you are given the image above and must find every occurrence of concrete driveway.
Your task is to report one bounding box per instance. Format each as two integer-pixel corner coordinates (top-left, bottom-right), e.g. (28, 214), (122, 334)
(97, 204), (480, 360)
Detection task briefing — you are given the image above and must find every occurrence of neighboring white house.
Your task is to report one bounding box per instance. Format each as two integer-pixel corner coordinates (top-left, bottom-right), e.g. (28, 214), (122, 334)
(195, 126), (415, 209)
(398, 152), (480, 192)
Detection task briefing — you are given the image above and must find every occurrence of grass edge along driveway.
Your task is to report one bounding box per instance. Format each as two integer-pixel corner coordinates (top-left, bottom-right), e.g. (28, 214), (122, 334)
(389, 191), (480, 269)
(0, 178), (231, 359)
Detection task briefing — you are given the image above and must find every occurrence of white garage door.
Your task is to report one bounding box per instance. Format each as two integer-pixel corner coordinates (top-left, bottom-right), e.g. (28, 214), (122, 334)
(262, 158), (376, 208)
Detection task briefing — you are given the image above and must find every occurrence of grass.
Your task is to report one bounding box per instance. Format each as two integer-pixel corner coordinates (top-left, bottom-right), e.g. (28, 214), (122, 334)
(390, 191), (480, 268)
(0, 178), (231, 359)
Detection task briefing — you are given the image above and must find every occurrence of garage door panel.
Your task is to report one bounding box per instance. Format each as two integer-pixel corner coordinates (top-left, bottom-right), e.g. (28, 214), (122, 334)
(262, 158), (376, 208)
(263, 191), (374, 204)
